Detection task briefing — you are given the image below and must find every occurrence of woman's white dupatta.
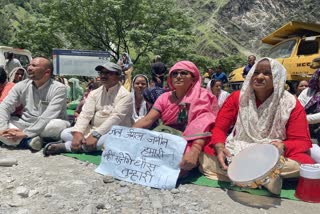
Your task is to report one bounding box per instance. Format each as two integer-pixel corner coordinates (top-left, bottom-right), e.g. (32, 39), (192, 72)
(226, 58), (296, 156)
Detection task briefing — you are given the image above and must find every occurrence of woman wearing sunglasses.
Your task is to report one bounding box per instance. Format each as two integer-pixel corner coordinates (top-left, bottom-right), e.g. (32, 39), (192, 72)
(133, 61), (218, 173)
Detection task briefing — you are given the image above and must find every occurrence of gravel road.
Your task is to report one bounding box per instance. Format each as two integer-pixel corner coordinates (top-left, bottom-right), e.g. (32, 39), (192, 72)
(0, 147), (319, 214)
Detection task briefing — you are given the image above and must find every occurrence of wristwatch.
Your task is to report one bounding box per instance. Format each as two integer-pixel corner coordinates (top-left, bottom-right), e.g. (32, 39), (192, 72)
(91, 131), (102, 139)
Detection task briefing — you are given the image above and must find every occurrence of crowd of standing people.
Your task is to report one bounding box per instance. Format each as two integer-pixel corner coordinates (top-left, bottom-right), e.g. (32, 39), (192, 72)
(0, 52), (319, 195)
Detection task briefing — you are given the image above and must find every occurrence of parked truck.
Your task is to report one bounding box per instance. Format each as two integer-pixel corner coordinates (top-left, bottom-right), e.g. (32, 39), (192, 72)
(228, 21), (320, 92)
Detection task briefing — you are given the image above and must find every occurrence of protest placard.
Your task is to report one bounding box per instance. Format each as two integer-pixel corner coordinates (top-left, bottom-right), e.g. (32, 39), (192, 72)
(95, 126), (187, 189)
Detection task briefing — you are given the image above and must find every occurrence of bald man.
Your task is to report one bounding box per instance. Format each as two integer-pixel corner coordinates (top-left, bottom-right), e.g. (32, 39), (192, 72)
(0, 57), (70, 151)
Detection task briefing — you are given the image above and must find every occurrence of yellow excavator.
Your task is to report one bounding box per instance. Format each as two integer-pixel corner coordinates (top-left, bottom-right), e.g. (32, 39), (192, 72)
(228, 21), (320, 91)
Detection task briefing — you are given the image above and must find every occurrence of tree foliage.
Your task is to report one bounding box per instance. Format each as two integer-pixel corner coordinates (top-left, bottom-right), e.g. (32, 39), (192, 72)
(218, 54), (247, 73)
(10, 14), (64, 57)
(0, 0), (247, 77)
(47, 0), (194, 63)
(0, 10), (12, 45)
(0, 2), (63, 57)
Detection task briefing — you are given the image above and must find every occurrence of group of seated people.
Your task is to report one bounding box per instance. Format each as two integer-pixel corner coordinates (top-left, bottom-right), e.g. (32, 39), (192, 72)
(0, 56), (320, 195)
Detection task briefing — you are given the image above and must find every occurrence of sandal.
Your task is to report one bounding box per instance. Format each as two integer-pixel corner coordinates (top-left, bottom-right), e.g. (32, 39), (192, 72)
(43, 142), (66, 157)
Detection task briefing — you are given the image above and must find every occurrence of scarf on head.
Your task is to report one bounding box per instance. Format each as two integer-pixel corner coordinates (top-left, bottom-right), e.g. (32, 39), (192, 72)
(8, 67), (27, 83)
(227, 57), (296, 155)
(131, 74), (149, 122)
(68, 78), (83, 101)
(165, 60), (218, 141)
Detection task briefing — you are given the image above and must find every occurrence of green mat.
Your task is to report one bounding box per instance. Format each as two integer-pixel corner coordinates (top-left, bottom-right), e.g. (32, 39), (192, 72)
(64, 151), (101, 165)
(182, 170), (299, 201)
(63, 152), (298, 201)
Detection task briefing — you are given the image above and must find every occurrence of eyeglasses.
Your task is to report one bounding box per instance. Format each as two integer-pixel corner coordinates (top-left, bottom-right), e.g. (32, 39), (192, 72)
(171, 71), (190, 78)
(98, 71), (116, 76)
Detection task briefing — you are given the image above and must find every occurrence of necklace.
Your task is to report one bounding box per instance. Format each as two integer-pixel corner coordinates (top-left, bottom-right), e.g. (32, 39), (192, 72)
(172, 91), (180, 101)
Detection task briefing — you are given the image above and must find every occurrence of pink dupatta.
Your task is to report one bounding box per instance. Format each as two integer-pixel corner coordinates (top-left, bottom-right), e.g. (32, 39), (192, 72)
(162, 61), (218, 141)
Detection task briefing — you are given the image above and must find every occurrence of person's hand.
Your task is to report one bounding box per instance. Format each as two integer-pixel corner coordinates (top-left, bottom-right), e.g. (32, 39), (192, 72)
(74, 112), (79, 119)
(156, 77), (161, 84)
(0, 129), (13, 137)
(83, 134), (98, 152)
(0, 128), (27, 141)
(179, 141), (204, 171)
(215, 143), (232, 170)
(270, 140), (285, 154)
(179, 147), (201, 171)
(71, 132), (84, 152)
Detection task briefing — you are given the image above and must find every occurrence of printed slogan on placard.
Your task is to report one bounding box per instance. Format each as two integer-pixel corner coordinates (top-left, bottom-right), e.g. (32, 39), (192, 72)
(95, 126), (187, 189)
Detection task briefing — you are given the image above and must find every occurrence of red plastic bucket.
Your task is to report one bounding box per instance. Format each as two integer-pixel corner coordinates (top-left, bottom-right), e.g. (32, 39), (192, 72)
(295, 164), (320, 203)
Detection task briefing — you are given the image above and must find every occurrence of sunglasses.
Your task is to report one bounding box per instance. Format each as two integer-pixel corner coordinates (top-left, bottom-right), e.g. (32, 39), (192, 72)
(171, 71), (190, 78)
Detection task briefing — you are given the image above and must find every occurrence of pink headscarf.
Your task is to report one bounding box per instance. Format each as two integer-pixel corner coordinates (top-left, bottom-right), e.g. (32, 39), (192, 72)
(166, 61), (218, 141)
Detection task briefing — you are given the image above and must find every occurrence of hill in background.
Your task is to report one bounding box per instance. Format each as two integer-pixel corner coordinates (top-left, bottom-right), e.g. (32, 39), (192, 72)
(1, 0), (320, 72)
(178, 0), (320, 59)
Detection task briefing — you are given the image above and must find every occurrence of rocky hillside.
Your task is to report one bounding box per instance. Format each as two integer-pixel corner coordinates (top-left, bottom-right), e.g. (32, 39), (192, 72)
(1, 0), (319, 65)
(178, 0), (320, 57)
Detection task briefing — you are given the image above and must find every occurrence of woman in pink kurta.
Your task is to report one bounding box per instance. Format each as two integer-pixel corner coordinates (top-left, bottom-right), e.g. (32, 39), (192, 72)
(133, 60), (218, 171)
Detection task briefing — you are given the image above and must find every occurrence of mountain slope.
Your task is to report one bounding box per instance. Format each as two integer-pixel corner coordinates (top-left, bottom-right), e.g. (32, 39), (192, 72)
(178, 0), (320, 58)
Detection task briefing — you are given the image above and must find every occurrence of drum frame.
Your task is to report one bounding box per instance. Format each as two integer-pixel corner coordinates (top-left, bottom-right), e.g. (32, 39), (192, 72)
(230, 156), (285, 189)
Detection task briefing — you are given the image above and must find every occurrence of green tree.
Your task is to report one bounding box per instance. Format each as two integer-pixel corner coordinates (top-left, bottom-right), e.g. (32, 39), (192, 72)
(218, 54), (247, 74)
(47, 0), (194, 63)
(0, 11), (12, 45)
(10, 14), (64, 57)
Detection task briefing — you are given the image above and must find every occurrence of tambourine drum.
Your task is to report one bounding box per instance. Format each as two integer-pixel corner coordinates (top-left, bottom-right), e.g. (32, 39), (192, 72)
(227, 144), (285, 188)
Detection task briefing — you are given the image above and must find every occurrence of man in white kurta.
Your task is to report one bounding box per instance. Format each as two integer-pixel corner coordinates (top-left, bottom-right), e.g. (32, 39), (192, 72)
(44, 62), (132, 155)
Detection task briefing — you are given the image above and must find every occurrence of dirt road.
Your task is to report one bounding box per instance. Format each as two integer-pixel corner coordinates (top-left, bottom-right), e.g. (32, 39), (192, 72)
(0, 148), (319, 214)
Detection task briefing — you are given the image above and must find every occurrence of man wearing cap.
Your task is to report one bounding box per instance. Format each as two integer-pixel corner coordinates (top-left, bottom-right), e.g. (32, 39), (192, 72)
(43, 62), (133, 155)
